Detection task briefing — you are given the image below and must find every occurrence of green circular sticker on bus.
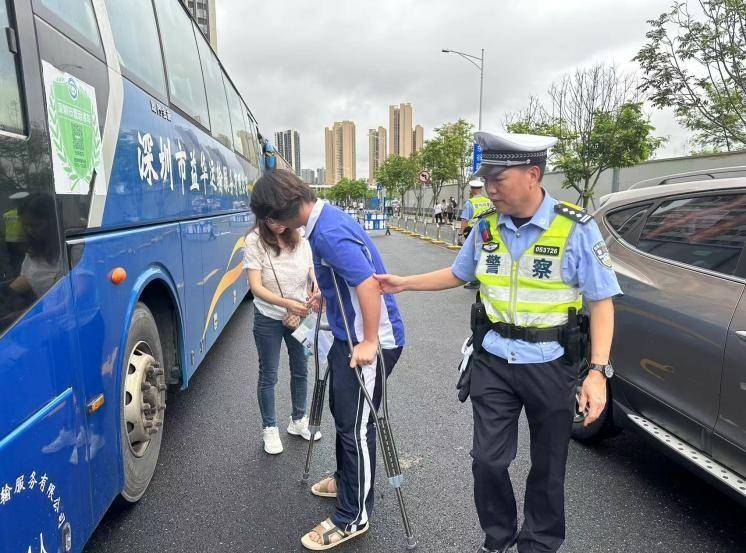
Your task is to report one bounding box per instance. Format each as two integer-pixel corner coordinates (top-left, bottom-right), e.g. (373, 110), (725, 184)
(43, 61), (103, 195)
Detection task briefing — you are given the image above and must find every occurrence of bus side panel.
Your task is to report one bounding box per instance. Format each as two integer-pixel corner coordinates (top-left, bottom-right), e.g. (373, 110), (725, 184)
(201, 212), (252, 357)
(68, 224), (185, 524)
(101, 80), (255, 230)
(0, 287), (93, 553)
(179, 220), (207, 384)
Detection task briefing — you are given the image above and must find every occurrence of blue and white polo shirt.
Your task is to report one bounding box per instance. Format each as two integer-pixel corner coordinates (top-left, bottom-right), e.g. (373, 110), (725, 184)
(306, 201), (405, 349)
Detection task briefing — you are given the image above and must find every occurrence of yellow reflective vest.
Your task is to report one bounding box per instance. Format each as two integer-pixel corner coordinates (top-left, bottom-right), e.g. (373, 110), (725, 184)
(3, 209), (24, 243)
(467, 196), (492, 226)
(475, 208), (582, 328)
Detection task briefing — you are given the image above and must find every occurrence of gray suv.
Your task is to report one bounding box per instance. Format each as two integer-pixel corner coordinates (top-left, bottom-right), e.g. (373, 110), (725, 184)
(572, 176), (746, 505)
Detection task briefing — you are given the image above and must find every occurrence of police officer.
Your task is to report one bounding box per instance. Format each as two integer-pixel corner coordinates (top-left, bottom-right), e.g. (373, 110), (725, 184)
(376, 131), (621, 553)
(460, 180), (492, 288)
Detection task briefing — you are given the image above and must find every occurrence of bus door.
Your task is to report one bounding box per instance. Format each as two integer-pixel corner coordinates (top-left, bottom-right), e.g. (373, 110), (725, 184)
(0, 0), (93, 550)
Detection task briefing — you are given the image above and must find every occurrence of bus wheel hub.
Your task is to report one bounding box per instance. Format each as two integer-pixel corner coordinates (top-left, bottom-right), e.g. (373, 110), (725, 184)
(123, 342), (165, 457)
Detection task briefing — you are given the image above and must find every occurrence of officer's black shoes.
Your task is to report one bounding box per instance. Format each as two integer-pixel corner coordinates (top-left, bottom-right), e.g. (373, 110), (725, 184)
(463, 281), (480, 289)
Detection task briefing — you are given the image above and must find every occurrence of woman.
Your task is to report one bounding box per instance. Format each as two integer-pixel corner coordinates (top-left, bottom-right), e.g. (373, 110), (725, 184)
(243, 211), (321, 454)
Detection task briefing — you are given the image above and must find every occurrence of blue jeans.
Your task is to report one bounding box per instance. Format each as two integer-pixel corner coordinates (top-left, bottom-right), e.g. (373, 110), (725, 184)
(252, 310), (308, 428)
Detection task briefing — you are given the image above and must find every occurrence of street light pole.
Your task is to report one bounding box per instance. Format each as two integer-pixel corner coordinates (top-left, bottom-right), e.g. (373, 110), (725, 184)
(442, 47), (485, 130)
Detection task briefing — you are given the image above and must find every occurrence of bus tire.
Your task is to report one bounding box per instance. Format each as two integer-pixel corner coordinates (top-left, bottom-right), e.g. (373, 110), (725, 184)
(119, 302), (167, 503)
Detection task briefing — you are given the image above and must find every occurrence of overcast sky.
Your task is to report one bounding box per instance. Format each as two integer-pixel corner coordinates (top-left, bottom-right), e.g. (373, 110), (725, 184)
(216, 0), (688, 179)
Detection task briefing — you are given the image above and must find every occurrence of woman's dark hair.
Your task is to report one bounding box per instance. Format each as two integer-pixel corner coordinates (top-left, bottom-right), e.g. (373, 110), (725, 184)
(250, 170), (315, 256)
(250, 170), (316, 223)
(255, 218), (299, 257)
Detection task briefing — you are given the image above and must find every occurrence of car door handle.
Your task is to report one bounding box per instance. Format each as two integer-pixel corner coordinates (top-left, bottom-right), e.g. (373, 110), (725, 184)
(736, 330), (746, 342)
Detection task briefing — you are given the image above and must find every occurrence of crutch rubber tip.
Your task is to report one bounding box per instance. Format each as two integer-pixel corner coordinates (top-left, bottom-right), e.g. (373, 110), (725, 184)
(405, 537), (418, 550)
(301, 473), (310, 483)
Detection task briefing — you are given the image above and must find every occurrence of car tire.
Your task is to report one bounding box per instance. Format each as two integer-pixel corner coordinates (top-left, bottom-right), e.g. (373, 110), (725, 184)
(571, 371), (621, 444)
(119, 302), (167, 503)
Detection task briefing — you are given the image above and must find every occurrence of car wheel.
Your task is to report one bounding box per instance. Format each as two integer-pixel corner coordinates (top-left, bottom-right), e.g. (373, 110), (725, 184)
(119, 302), (167, 502)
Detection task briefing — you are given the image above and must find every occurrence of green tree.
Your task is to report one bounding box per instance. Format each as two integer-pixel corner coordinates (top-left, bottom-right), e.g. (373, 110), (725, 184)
(634, 0), (746, 151)
(374, 154), (420, 213)
(440, 119), (474, 212)
(329, 177), (371, 206)
(506, 64), (663, 207)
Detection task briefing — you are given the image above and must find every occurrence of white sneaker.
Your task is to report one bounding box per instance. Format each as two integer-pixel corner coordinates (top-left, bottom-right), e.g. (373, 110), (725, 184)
(287, 416), (322, 441)
(262, 426), (283, 454)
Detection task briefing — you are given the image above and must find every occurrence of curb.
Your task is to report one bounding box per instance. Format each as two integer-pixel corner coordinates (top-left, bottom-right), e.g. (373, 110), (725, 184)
(391, 226), (461, 253)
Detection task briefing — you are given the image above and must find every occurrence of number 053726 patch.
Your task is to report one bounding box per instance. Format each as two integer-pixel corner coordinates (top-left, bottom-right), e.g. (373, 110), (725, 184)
(533, 245), (560, 256)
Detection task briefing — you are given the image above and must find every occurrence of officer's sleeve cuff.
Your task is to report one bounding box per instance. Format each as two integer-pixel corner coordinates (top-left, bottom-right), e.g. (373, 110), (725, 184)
(451, 266), (472, 283)
(584, 290), (623, 302)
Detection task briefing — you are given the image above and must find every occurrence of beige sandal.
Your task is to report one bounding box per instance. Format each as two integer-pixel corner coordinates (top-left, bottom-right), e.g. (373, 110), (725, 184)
(301, 518), (369, 550)
(311, 476), (337, 498)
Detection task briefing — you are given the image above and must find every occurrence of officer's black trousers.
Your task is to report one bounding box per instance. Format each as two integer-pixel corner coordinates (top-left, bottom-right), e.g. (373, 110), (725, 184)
(470, 348), (578, 553)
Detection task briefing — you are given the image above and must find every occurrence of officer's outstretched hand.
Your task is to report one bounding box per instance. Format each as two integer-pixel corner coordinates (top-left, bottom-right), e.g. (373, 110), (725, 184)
(373, 273), (406, 294)
(578, 371), (607, 427)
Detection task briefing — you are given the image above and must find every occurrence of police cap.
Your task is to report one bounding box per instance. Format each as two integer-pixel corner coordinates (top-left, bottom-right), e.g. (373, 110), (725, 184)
(474, 131), (557, 178)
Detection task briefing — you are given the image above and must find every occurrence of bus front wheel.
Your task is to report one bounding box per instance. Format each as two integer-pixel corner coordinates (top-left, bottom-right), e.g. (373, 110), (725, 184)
(119, 302), (167, 502)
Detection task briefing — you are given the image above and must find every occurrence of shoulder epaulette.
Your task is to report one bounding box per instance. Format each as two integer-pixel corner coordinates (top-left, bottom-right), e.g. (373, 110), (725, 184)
(554, 202), (592, 224)
(477, 207), (497, 219)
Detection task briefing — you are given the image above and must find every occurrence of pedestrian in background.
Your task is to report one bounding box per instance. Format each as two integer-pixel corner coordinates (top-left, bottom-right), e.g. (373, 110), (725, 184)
(445, 196), (455, 224)
(243, 213), (322, 455)
(434, 199), (443, 225)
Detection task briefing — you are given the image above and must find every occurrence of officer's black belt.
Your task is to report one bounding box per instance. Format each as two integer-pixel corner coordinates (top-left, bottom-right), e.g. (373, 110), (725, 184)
(490, 321), (565, 343)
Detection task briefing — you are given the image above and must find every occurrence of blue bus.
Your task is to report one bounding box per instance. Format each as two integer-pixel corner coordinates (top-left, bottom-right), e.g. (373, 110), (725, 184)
(0, 1), (267, 550)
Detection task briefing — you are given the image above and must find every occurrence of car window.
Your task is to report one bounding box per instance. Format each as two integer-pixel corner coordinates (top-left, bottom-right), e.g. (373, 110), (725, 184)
(105, 0), (167, 98)
(638, 194), (746, 276)
(154, 0), (210, 127)
(37, 0), (102, 50)
(0, 0), (26, 135)
(605, 204), (650, 244)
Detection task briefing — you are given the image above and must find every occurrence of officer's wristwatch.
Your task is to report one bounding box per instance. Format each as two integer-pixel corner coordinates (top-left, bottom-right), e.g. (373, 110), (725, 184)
(589, 363), (614, 379)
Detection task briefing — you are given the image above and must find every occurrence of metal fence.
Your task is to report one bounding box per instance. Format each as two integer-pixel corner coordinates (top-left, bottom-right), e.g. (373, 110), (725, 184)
(389, 216), (461, 249)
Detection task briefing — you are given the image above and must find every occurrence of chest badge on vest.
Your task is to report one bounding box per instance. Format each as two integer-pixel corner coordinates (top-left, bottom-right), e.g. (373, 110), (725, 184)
(482, 242), (499, 252)
(534, 244), (560, 256)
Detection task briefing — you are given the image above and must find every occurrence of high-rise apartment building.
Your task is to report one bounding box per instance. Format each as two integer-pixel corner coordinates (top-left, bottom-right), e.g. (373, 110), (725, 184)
(388, 103), (413, 158)
(368, 127), (387, 185)
(274, 130), (301, 176)
(324, 121), (356, 185)
(412, 125), (424, 154)
(301, 168), (315, 184)
(181, 0), (218, 52)
(316, 168), (326, 186)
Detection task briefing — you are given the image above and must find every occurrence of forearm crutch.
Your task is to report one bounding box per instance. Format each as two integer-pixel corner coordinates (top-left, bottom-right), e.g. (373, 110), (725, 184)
(302, 300), (330, 483)
(329, 268), (417, 550)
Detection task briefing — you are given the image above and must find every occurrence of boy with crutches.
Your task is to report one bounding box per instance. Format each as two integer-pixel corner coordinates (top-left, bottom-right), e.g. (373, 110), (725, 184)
(249, 170), (409, 550)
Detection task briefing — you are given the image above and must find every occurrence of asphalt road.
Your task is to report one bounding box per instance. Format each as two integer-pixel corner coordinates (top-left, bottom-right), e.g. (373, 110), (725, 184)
(86, 232), (746, 553)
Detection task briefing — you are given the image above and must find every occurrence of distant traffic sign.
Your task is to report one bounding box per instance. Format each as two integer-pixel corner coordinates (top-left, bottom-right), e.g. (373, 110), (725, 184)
(418, 170), (430, 184)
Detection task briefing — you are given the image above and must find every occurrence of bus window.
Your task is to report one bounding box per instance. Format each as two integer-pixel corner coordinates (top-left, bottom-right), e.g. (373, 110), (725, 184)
(243, 106), (259, 165)
(0, 0), (26, 135)
(104, 0), (167, 99)
(154, 0), (210, 128)
(224, 78), (247, 157)
(0, 193), (62, 335)
(195, 28), (232, 148)
(36, 0), (102, 53)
